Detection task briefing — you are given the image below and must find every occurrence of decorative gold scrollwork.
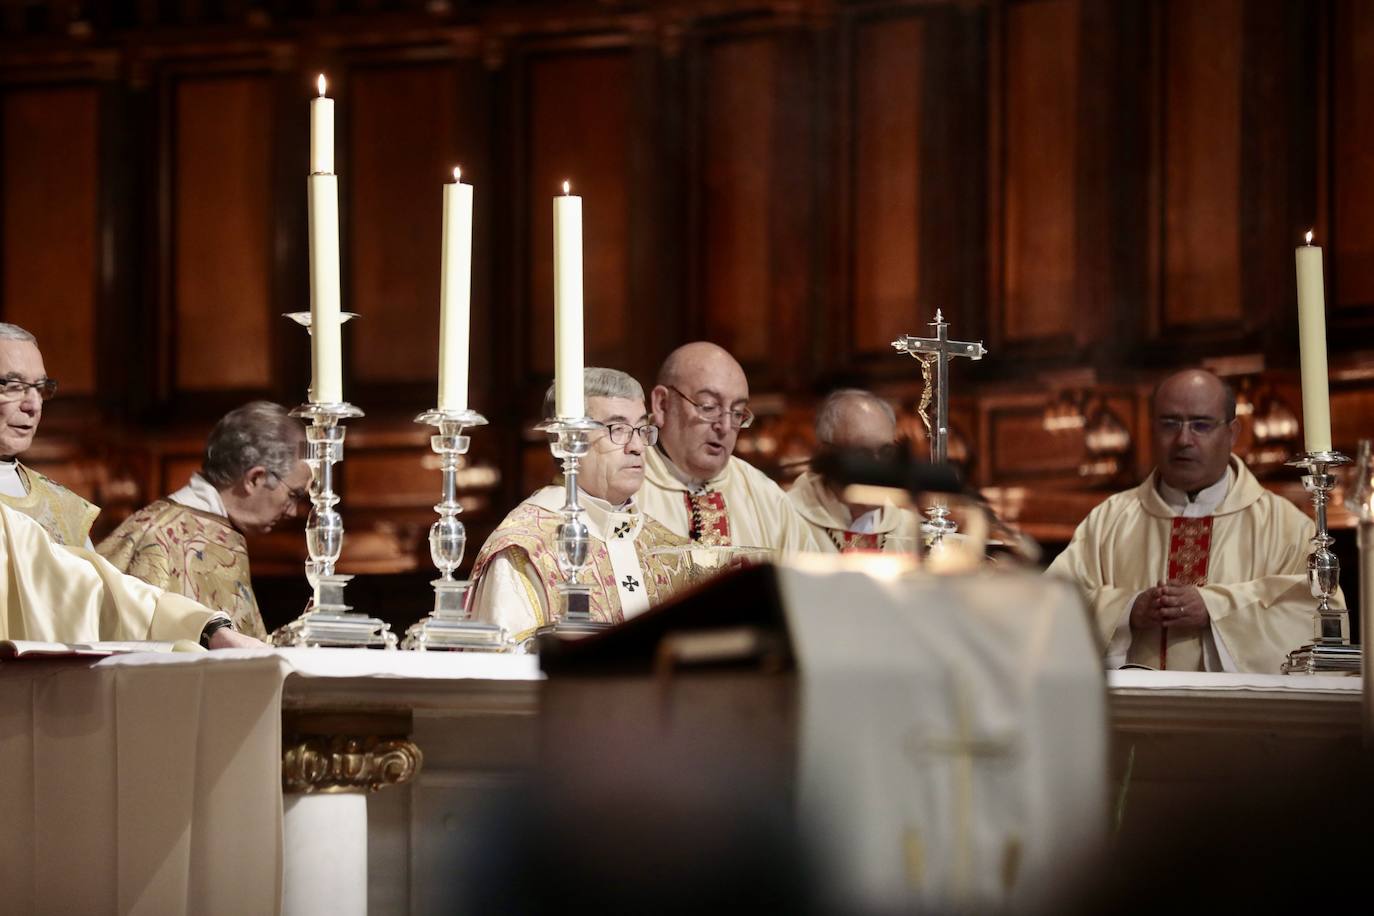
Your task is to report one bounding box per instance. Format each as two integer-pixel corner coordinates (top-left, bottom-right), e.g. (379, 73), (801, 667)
(282, 735), (422, 795)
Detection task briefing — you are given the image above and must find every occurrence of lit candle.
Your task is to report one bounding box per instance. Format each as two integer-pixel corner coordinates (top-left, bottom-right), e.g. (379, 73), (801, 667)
(310, 74), (333, 175)
(308, 75), (342, 404)
(1295, 230), (1332, 453)
(438, 167), (473, 412)
(553, 180), (584, 418)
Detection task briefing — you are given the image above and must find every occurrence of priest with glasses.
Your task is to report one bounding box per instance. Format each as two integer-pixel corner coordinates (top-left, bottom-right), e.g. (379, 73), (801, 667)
(467, 368), (688, 650)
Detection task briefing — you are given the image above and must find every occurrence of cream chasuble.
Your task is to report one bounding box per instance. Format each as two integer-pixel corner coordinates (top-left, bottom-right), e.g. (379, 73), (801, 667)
(96, 474), (269, 640)
(639, 446), (827, 554)
(0, 501), (219, 644)
(787, 470), (923, 552)
(1046, 455), (1328, 673)
(468, 486), (688, 649)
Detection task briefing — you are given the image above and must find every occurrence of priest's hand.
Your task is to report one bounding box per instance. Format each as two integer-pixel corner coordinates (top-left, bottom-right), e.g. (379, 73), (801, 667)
(1156, 582), (1209, 629)
(1128, 586), (1166, 629)
(207, 628), (268, 650)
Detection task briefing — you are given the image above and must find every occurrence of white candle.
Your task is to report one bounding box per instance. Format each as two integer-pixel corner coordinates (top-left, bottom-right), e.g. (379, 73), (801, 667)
(310, 74), (333, 175)
(1295, 230), (1332, 453)
(438, 167), (473, 412)
(308, 173), (342, 404)
(553, 181), (584, 418)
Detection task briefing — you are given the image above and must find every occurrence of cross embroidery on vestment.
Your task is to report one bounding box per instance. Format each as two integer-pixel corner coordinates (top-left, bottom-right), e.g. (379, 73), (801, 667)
(621, 575), (640, 592)
(613, 522), (632, 539)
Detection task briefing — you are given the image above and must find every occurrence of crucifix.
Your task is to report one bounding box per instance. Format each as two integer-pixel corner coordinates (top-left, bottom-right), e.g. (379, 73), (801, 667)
(892, 310), (987, 542)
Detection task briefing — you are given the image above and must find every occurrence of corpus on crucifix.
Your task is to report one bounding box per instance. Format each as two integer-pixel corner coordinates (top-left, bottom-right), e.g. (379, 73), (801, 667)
(891, 310), (986, 543)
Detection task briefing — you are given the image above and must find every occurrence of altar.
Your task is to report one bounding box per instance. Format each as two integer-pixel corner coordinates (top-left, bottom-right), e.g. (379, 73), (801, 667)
(0, 641), (1366, 915)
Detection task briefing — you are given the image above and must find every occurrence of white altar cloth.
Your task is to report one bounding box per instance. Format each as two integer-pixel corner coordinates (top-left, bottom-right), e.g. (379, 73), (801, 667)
(0, 649), (540, 916)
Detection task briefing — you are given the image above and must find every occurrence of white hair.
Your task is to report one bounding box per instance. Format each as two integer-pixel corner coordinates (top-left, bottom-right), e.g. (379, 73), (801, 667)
(0, 323), (37, 344)
(542, 367), (644, 418)
(814, 389), (897, 444)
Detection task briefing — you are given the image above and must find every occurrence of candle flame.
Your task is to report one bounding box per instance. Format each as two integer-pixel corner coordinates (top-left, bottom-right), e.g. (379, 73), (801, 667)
(317, 74), (326, 97)
(562, 180), (571, 195)
(453, 166), (462, 182)
(1305, 229), (1314, 245)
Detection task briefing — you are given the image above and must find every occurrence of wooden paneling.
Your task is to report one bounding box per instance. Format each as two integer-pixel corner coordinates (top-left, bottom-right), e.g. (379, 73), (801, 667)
(1, 86), (99, 394)
(527, 51), (632, 378)
(1000, 0), (1080, 350)
(851, 16), (922, 356)
(1333, 0), (1374, 310)
(173, 76), (273, 391)
(700, 36), (777, 368)
(1161, 0), (1243, 329)
(350, 63), (460, 386)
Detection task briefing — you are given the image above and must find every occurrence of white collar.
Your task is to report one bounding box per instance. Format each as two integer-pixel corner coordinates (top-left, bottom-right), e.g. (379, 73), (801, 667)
(168, 473), (229, 518)
(1157, 466), (1233, 517)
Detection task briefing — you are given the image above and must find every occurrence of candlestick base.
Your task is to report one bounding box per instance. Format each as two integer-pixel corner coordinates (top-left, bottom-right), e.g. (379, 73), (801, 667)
(272, 573), (397, 649)
(402, 579), (507, 651)
(532, 583), (609, 646)
(1281, 643), (1362, 675)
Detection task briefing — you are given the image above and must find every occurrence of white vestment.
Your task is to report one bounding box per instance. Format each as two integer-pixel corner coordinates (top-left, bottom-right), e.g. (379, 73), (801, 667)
(786, 469), (924, 552)
(639, 446), (826, 554)
(0, 501), (220, 644)
(1046, 455), (1328, 673)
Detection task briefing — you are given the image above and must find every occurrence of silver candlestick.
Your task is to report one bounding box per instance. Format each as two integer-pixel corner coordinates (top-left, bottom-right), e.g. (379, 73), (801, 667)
(1281, 449), (1357, 674)
(892, 310), (986, 545)
(401, 408), (507, 651)
(532, 416), (609, 642)
(271, 307), (394, 648)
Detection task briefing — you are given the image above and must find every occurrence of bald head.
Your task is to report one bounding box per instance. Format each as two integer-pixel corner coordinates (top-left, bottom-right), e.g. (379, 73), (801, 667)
(815, 389), (897, 450)
(1152, 369), (1239, 495)
(651, 341), (751, 482)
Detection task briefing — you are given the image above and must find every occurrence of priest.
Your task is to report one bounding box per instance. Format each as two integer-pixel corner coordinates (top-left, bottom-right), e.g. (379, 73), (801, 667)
(97, 402), (309, 641)
(1047, 369), (1326, 672)
(0, 322), (98, 546)
(639, 342), (825, 553)
(468, 368), (688, 649)
(0, 499), (263, 648)
(788, 388), (923, 552)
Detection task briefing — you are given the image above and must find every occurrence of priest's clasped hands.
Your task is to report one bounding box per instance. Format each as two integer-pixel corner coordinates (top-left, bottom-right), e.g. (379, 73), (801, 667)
(1130, 582), (1209, 630)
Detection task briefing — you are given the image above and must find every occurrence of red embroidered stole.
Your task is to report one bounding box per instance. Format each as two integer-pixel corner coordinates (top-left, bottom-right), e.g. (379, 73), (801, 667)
(684, 491), (731, 546)
(1161, 516), (1213, 668)
(830, 530), (884, 552)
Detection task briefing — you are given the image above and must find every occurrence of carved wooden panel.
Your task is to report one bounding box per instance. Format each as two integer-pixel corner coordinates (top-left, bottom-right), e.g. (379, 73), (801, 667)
(1, 86), (99, 394)
(1161, 0), (1243, 330)
(526, 50), (632, 379)
(851, 15), (923, 357)
(1333, 0), (1374, 311)
(999, 0), (1081, 351)
(700, 36), (778, 370)
(350, 63), (460, 386)
(173, 76), (274, 392)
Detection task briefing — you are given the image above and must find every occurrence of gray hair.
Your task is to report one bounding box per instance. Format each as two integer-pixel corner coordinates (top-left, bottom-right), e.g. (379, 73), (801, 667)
(201, 401), (305, 488)
(0, 323), (37, 344)
(815, 389), (897, 445)
(542, 367), (645, 419)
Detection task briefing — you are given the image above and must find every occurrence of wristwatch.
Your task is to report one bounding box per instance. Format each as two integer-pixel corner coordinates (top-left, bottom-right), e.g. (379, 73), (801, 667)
(199, 617), (236, 648)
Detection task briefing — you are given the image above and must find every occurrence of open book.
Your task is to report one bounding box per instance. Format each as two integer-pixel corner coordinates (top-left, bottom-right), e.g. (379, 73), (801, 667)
(0, 640), (186, 659)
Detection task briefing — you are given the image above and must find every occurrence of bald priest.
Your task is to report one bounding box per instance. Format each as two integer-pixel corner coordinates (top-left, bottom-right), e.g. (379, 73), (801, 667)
(1047, 369), (1330, 673)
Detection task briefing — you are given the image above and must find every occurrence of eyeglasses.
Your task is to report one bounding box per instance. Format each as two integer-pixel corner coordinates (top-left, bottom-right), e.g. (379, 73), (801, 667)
(602, 422), (659, 446)
(1155, 417), (1228, 437)
(667, 385), (754, 429)
(0, 378), (58, 402)
(269, 471), (311, 503)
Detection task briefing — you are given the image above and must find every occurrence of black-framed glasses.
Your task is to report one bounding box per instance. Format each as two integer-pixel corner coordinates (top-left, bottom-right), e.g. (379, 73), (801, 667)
(1155, 417), (1228, 437)
(603, 422), (659, 446)
(667, 385), (754, 429)
(0, 378), (58, 402)
(269, 471), (311, 503)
